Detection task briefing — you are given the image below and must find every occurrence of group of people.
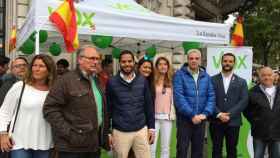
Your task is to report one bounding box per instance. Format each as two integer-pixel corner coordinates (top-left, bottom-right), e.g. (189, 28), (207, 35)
(0, 44), (279, 158)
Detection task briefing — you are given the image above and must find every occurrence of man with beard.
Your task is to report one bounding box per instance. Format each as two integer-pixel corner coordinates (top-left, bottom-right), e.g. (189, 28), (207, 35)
(210, 53), (248, 158)
(106, 50), (155, 158)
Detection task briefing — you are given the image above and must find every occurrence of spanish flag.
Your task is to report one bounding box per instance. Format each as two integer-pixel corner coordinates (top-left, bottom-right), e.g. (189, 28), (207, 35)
(49, 0), (79, 52)
(9, 26), (16, 52)
(231, 16), (244, 46)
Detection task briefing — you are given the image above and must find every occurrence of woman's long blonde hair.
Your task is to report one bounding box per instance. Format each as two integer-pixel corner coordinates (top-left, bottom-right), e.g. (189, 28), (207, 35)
(154, 56), (173, 88)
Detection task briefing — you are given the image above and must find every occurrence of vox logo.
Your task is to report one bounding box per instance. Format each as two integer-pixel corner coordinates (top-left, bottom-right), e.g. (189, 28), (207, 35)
(48, 6), (96, 27)
(212, 51), (248, 69)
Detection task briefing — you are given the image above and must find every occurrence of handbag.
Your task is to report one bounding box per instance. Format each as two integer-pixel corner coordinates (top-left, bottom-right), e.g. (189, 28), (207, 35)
(0, 82), (25, 158)
(9, 82), (26, 135)
(169, 89), (176, 121)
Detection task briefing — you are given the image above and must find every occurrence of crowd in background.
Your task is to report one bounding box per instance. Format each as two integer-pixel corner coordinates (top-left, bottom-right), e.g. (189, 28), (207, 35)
(0, 46), (279, 158)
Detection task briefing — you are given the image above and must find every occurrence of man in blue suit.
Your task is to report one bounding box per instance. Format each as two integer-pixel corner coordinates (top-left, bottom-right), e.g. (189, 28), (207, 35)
(210, 53), (248, 158)
(173, 49), (215, 158)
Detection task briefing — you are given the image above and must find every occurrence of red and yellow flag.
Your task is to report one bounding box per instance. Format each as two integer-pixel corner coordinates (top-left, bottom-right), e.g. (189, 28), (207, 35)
(49, 0), (79, 52)
(231, 16), (244, 46)
(9, 26), (17, 52)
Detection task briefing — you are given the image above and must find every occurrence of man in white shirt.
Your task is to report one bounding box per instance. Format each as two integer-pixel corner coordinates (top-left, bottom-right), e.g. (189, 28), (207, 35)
(244, 66), (280, 158)
(210, 53), (248, 158)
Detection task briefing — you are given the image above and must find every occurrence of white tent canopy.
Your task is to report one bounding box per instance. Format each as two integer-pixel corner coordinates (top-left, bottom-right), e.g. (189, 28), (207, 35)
(17, 0), (231, 53)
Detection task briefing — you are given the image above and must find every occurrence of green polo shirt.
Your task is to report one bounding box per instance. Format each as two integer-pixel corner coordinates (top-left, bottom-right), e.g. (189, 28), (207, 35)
(90, 76), (103, 126)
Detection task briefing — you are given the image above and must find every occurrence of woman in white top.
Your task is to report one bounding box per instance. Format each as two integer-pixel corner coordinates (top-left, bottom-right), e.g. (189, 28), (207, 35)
(151, 56), (175, 158)
(0, 54), (56, 158)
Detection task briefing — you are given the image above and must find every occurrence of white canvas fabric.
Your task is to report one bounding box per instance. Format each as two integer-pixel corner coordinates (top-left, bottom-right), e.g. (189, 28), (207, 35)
(17, 0), (230, 49)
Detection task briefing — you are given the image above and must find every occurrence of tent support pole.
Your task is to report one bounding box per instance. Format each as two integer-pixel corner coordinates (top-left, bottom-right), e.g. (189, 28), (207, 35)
(35, 30), (40, 54)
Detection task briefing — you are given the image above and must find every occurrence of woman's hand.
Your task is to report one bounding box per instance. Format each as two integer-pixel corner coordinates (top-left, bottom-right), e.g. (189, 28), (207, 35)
(0, 133), (14, 152)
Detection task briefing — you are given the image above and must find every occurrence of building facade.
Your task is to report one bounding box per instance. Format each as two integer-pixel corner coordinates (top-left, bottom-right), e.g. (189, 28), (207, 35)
(137, 0), (257, 21)
(2, 0), (28, 57)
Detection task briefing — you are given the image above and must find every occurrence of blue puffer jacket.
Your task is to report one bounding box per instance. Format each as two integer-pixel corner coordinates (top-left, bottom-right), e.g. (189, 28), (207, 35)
(173, 64), (215, 121)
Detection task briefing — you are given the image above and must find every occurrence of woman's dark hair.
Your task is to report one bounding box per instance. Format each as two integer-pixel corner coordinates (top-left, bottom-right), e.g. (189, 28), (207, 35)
(56, 59), (69, 68)
(138, 57), (154, 83)
(25, 54), (57, 87)
(137, 58), (153, 71)
(137, 57), (155, 98)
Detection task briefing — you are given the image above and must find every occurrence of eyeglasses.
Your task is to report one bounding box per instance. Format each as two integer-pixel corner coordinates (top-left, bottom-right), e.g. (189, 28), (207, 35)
(13, 64), (27, 69)
(81, 55), (100, 61)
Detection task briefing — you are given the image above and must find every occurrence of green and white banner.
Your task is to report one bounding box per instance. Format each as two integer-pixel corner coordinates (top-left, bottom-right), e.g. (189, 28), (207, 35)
(207, 46), (254, 158)
(207, 46), (253, 85)
(17, 0), (230, 48)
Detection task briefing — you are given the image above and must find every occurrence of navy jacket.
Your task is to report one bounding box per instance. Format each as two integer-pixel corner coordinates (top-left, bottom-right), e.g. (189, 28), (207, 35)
(0, 74), (19, 106)
(244, 85), (280, 140)
(106, 72), (155, 132)
(173, 64), (215, 121)
(211, 73), (248, 126)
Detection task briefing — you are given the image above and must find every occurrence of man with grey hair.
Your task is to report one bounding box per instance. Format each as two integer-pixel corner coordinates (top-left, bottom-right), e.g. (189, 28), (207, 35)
(0, 57), (28, 105)
(173, 49), (215, 158)
(44, 45), (110, 158)
(244, 66), (280, 158)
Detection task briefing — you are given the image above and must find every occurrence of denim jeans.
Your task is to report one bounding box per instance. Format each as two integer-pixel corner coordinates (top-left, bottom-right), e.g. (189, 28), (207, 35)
(253, 138), (280, 158)
(11, 149), (49, 158)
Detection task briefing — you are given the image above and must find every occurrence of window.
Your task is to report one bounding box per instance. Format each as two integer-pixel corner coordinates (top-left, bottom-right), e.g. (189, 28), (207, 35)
(0, 12), (3, 31)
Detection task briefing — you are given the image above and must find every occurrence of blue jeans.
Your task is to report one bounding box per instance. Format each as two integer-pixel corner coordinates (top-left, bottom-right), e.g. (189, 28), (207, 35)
(11, 149), (49, 158)
(253, 138), (280, 158)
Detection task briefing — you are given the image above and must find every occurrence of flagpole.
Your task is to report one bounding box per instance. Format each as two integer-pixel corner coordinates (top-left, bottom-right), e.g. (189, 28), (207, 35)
(35, 30), (40, 55)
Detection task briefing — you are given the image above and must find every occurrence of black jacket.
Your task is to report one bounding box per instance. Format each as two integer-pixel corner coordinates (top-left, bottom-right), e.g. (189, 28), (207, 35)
(244, 85), (280, 140)
(106, 72), (155, 132)
(211, 73), (248, 126)
(0, 74), (19, 106)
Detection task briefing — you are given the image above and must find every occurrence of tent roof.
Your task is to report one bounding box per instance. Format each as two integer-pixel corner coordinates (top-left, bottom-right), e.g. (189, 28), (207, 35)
(17, 0), (231, 49)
